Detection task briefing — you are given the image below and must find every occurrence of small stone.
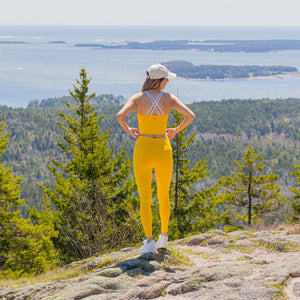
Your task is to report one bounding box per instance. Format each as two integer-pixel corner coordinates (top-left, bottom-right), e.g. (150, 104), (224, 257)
(223, 277), (242, 287)
(277, 241), (288, 252)
(186, 234), (213, 245)
(253, 259), (268, 265)
(207, 237), (225, 245)
(290, 267), (300, 278)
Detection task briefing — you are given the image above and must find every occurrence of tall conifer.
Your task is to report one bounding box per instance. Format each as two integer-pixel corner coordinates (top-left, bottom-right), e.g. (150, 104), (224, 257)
(220, 144), (285, 225)
(45, 69), (140, 260)
(289, 164), (300, 222)
(164, 111), (228, 239)
(0, 122), (57, 278)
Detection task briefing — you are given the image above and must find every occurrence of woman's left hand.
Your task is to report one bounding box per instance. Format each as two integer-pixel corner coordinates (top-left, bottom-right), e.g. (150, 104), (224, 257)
(166, 128), (177, 139)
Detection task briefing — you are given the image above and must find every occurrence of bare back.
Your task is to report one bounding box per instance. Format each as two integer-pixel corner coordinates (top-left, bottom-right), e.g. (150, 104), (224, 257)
(135, 91), (174, 116)
(116, 87), (195, 140)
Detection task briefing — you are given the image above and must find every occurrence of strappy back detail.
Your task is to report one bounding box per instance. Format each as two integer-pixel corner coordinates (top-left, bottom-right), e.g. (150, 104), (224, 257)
(144, 91), (164, 115)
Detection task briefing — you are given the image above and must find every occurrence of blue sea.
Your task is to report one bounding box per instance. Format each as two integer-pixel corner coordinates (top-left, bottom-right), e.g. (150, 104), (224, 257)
(1, 26), (300, 107)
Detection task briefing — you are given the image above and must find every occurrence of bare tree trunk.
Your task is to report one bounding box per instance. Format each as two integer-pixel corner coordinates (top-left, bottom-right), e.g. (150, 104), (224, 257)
(248, 171), (252, 225)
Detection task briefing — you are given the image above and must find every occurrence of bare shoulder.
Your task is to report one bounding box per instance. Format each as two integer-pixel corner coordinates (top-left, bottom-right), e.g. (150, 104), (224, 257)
(169, 93), (195, 118)
(166, 93), (181, 106)
(161, 92), (175, 103)
(129, 92), (143, 102)
(130, 92), (146, 104)
(116, 92), (142, 117)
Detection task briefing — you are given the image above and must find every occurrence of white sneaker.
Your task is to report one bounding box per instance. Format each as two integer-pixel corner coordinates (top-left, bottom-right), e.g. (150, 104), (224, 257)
(156, 235), (168, 249)
(139, 239), (156, 254)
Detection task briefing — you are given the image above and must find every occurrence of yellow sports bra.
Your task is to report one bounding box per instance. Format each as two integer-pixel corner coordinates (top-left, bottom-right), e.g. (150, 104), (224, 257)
(138, 91), (168, 135)
(138, 114), (168, 135)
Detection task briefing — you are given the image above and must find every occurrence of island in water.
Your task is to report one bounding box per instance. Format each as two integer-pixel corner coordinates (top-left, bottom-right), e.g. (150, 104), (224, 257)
(161, 60), (298, 80)
(75, 39), (300, 53)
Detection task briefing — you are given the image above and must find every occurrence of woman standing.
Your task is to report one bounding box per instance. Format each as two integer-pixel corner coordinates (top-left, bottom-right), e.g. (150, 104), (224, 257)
(116, 64), (195, 253)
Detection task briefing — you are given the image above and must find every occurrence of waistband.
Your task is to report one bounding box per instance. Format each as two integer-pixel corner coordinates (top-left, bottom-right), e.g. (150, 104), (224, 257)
(139, 134), (167, 139)
(137, 136), (170, 143)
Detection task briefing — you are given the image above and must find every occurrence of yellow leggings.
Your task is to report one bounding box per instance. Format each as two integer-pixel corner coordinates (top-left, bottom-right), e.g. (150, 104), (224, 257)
(133, 136), (173, 237)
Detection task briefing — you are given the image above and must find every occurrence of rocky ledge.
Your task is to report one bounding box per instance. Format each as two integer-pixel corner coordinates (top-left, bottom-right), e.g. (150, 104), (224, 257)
(1, 228), (300, 300)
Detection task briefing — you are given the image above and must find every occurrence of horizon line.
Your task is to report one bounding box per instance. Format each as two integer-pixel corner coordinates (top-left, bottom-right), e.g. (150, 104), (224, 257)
(1, 24), (300, 28)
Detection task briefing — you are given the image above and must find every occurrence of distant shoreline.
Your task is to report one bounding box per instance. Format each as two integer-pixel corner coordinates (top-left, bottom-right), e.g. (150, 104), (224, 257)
(162, 60), (299, 81)
(75, 39), (300, 53)
(176, 72), (300, 81)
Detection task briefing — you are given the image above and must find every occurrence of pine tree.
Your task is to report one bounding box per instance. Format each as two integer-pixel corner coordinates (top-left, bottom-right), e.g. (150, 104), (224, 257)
(219, 144), (286, 226)
(0, 121), (58, 278)
(44, 69), (141, 261)
(289, 164), (300, 222)
(159, 111), (229, 240)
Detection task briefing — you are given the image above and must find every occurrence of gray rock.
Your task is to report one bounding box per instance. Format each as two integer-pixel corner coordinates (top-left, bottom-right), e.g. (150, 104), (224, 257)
(285, 234), (300, 245)
(186, 233), (213, 245)
(117, 258), (162, 273)
(290, 267), (300, 278)
(125, 267), (147, 278)
(207, 236), (226, 245)
(97, 267), (123, 278)
(277, 241), (289, 251)
(52, 284), (104, 300)
(227, 230), (251, 237)
(2, 229), (300, 300)
(294, 282), (300, 297)
(238, 234), (250, 240)
(223, 277), (242, 287)
(234, 239), (253, 247)
(252, 259), (269, 265)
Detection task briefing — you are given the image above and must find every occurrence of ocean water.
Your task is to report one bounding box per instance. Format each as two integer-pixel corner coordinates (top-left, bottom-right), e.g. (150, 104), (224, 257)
(1, 26), (300, 107)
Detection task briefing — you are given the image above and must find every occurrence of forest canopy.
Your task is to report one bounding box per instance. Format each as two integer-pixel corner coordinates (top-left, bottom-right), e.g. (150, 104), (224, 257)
(0, 96), (299, 210)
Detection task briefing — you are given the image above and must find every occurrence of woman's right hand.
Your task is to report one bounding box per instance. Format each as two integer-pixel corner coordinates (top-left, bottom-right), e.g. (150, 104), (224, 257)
(128, 127), (139, 139)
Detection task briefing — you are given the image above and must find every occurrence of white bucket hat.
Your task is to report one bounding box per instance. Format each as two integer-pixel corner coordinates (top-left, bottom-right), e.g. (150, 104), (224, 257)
(147, 64), (176, 80)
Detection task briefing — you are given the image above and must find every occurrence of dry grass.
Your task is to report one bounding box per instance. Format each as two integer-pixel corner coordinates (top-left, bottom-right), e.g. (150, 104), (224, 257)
(0, 266), (87, 289)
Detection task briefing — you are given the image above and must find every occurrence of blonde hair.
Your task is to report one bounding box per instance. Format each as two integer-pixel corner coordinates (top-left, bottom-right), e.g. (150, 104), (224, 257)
(141, 71), (164, 92)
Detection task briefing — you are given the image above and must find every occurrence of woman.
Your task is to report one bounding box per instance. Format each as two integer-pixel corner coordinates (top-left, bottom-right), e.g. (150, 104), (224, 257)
(116, 64), (195, 253)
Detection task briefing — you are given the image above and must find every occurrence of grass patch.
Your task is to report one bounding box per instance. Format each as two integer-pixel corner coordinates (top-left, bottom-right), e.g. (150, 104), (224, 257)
(270, 283), (288, 300)
(163, 248), (193, 267)
(221, 237), (300, 255)
(0, 266), (87, 289)
(201, 254), (221, 260)
(258, 239), (300, 253)
(90, 258), (114, 272)
(181, 249), (205, 255)
(236, 255), (253, 261)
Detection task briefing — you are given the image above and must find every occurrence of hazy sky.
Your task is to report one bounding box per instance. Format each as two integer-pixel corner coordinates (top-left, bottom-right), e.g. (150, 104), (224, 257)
(1, 0), (300, 26)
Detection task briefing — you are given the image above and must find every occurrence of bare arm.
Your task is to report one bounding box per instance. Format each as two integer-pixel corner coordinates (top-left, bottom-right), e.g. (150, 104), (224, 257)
(116, 96), (139, 139)
(167, 95), (195, 139)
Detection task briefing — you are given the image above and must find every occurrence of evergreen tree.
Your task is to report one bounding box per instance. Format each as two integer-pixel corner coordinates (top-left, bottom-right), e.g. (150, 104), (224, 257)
(289, 164), (300, 222)
(219, 144), (286, 226)
(0, 121), (58, 279)
(161, 111), (229, 240)
(44, 69), (141, 261)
